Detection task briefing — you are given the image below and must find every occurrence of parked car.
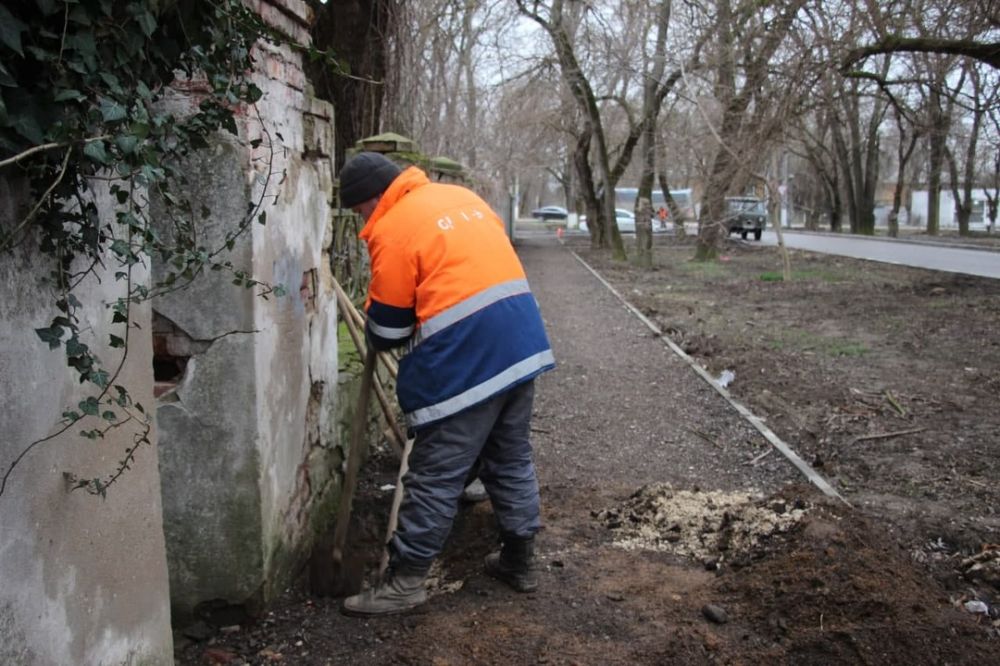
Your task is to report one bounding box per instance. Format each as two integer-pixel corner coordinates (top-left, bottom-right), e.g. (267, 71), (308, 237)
(579, 208), (636, 233)
(725, 197), (767, 240)
(531, 205), (568, 221)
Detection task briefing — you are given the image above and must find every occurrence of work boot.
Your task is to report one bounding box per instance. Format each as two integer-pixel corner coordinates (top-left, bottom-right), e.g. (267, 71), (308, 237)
(485, 536), (538, 592)
(340, 565), (428, 617)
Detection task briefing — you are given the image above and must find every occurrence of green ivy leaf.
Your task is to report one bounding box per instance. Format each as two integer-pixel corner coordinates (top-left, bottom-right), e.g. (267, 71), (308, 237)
(89, 369), (109, 388)
(83, 140), (111, 164)
(66, 32), (97, 71)
(98, 96), (127, 122)
(54, 88), (86, 103)
(0, 6), (28, 56)
(35, 0), (60, 17)
(110, 239), (129, 256)
(109, 334), (125, 348)
(102, 410), (117, 422)
(35, 326), (64, 349)
(12, 112), (44, 144)
(0, 61), (17, 87)
(79, 396), (100, 416)
(68, 5), (93, 26)
(65, 337), (88, 357)
(130, 121), (150, 139)
(136, 11), (157, 37)
(115, 134), (139, 154)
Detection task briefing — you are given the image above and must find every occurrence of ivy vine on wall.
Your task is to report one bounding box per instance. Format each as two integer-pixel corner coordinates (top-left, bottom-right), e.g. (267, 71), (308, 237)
(0, 0), (289, 498)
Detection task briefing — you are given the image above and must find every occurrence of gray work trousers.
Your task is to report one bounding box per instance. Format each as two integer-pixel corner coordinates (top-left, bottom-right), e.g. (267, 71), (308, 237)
(390, 380), (541, 570)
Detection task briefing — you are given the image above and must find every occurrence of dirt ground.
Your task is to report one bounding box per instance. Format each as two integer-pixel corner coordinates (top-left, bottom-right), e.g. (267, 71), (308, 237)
(176, 233), (999, 665)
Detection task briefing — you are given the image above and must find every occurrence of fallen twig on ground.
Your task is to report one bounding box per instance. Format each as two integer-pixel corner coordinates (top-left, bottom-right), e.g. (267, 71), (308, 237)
(744, 448), (773, 465)
(850, 427), (927, 445)
(884, 390), (907, 417)
(683, 425), (722, 449)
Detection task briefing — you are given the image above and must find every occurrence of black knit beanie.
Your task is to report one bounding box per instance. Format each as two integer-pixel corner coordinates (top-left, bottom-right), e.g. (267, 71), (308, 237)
(338, 152), (403, 208)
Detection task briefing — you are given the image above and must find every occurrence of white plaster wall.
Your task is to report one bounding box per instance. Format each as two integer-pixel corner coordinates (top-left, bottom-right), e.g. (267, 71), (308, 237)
(910, 189), (991, 228)
(246, 37), (339, 582)
(152, 0), (340, 615)
(0, 184), (173, 664)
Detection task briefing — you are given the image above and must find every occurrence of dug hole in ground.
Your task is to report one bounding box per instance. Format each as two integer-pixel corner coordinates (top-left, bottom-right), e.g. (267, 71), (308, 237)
(177, 234), (999, 665)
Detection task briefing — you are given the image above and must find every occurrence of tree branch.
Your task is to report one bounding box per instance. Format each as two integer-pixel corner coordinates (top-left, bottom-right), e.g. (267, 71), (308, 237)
(843, 37), (1000, 71)
(0, 135), (110, 171)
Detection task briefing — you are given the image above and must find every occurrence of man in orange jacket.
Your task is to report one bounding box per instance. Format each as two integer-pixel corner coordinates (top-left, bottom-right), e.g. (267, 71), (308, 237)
(337, 152), (555, 616)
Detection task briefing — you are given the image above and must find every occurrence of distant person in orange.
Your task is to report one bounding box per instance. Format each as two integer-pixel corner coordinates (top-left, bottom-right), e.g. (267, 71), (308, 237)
(336, 152), (555, 617)
(656, 206), (668, 230)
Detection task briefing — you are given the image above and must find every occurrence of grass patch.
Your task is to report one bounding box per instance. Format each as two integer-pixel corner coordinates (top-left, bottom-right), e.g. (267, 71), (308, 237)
(758, 269), (846, 283)
(794, 268), (847, 283)
(826, 341), (869, 357)
(678, 260), (730, 278)
(768, 328), (869, 357)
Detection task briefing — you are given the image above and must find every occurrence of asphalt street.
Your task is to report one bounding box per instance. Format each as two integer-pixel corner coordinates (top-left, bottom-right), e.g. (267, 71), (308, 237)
(761, 230), (1000, 279)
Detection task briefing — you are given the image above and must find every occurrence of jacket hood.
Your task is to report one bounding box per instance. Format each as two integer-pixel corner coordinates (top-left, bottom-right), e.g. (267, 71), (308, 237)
(359, 166), (430, 241)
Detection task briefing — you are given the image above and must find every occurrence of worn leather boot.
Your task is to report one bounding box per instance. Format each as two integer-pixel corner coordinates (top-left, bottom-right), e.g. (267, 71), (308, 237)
(340, 565), (428, 617)
(484, 536), (538, 592)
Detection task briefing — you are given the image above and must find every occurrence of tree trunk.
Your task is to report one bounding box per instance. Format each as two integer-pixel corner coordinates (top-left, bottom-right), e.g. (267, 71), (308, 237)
(634, 0), (672, 270)
(888, 106), (919, 239)
(926, 105), (945, 236)
(945, 147), (971, 235)
(951, 63), (984, 236)
(695, 0), (806, 260)
(573, 124), (603, 249)
(832, 75), (884, 236)
(308, 0), (394, 171)
(658, 172), (686, 238)
(531, 0), (625, 259)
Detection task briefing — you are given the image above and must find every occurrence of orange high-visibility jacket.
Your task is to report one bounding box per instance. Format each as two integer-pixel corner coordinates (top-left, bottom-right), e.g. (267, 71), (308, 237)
(359, 166), (555, 429)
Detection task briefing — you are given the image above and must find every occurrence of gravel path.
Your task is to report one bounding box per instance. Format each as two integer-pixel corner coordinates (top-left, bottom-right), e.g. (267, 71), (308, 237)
(518, 237), (799, 495)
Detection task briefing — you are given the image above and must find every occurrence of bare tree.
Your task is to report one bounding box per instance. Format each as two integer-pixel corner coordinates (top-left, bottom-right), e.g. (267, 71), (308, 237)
(691, 0), (810, 261)
(886, 100), (922, 237)
(633, 1), (709, 267)
(831, 64), (890, 236)
(981, 108), (1000, 231)
(517, 0), (627, 258)
(945, 60), (1000, 234)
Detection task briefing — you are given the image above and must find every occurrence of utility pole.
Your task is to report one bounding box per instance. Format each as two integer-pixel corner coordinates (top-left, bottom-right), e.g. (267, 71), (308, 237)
(506, 173), (520, 239)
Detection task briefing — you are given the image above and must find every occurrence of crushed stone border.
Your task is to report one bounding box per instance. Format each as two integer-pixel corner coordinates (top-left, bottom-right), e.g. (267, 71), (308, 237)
(565, 244), (850, 506)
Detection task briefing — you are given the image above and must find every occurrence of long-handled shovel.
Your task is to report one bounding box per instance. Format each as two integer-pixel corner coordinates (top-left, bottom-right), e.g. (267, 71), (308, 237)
(329, 342), (378, 596)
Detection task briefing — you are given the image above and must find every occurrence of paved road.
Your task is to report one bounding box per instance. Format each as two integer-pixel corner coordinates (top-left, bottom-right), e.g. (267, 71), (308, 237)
(761, 230), (1000, 279)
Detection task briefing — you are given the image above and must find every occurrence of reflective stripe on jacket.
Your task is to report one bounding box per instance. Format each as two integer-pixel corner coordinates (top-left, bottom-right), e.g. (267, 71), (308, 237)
(359, 166), (555, 428)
